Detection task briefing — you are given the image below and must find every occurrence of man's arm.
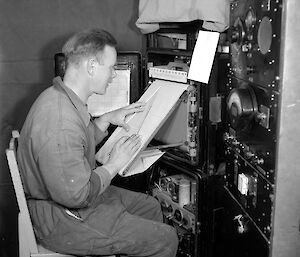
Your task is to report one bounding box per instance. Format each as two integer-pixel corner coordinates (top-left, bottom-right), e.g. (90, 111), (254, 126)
(93, 102), (146, 132)
(37, 129), (109, 209)
(37, 128), (141, 209)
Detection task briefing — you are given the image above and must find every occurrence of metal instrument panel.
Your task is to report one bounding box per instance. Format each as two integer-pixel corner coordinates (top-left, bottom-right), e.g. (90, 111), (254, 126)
(230, 0), (282, 90)
(225, 76), (279, 184)
(224, 0), (284, 250)
(225, 151), (274, 242)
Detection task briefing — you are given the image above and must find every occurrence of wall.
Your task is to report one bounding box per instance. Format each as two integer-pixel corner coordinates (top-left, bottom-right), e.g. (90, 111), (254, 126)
(0, 0), (143, 255)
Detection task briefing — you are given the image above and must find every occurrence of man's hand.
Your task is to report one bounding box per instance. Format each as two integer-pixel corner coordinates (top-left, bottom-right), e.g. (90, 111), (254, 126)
(106, 102), (145, 131)
(94, 102), (145, 132)
(102, 134), (141, 177)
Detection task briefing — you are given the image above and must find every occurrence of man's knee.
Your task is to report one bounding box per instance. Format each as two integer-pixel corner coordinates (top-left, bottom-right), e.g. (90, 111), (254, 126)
(147, 194), (161, 209)
(142, 195), (163, 222)
(150, 196), (163, 213)
(157, 225), (178, 255)
(166, 226), (179, 250)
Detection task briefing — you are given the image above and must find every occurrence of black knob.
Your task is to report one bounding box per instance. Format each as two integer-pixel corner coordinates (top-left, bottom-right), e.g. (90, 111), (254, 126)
(247, 66), (255, 74)
(174, 209), (183, 222)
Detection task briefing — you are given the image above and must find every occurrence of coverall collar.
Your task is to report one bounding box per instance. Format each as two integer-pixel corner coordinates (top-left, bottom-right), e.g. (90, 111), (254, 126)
(53, 76), (90, 127)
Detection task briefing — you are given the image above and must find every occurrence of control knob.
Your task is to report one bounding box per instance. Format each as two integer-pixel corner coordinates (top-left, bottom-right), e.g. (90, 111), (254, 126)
(253, 157), (264, 165)
(246, 66), (255, 74)
(161, 200), (173, 213)
(174, 209), (183, 222)
(244, 151), (255, 159)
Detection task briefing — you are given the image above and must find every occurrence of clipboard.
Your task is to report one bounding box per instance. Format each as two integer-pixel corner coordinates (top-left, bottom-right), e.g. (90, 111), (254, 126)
(96, 79), (189, 176)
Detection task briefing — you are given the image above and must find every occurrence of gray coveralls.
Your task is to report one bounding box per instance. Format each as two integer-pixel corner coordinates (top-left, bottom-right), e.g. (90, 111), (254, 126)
(17, 77), (178, 256)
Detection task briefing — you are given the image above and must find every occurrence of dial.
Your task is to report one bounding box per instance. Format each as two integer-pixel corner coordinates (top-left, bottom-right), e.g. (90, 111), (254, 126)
(231, 17), (246, 46)
(227, 86), (258, 131)
(245, 8), (256, 30)
(174, 209), (183, 222)
(159, 177), (170, 191)
(258, 16), (273, 55)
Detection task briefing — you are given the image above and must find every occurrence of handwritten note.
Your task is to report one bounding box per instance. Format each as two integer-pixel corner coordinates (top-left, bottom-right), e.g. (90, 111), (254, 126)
(188, 30), (220, 84)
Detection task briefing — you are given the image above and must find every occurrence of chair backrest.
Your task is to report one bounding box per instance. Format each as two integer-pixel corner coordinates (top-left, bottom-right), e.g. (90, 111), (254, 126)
(6, 130), (39, 254)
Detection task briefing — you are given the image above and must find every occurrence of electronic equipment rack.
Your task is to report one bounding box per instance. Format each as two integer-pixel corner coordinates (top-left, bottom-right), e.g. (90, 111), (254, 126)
(145, 21), (230, 257)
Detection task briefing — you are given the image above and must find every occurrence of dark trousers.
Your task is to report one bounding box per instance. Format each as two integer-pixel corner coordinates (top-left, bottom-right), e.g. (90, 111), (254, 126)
(30, 186), (178, 257)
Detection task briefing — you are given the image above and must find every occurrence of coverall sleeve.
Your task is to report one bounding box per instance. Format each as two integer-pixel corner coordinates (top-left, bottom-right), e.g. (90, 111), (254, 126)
(37, 128), (112, 208)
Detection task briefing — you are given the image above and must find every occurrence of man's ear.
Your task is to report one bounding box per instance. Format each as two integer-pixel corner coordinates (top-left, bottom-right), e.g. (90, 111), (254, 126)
(87, 58), (97, 76)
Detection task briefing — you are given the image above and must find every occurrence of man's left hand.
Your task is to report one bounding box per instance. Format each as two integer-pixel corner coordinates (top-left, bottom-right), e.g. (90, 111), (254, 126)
(95, 102), (145, 132)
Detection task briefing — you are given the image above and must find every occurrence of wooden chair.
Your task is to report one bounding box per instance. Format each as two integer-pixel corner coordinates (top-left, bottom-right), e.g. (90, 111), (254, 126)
(6, 130), (73, 257)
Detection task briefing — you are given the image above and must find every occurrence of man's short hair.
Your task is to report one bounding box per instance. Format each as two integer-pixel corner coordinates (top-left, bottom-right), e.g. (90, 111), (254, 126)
(62, 28), (117, 68)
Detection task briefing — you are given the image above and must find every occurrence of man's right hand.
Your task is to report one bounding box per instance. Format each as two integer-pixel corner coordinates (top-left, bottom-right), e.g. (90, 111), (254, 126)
(102, 134), (141, 177)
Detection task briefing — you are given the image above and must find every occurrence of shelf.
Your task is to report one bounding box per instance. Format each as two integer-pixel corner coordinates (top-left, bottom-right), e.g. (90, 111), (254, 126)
(147, 48), (193, 57)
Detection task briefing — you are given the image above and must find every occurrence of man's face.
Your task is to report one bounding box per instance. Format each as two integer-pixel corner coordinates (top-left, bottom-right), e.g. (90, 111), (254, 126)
(91, 45), (117, 95)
